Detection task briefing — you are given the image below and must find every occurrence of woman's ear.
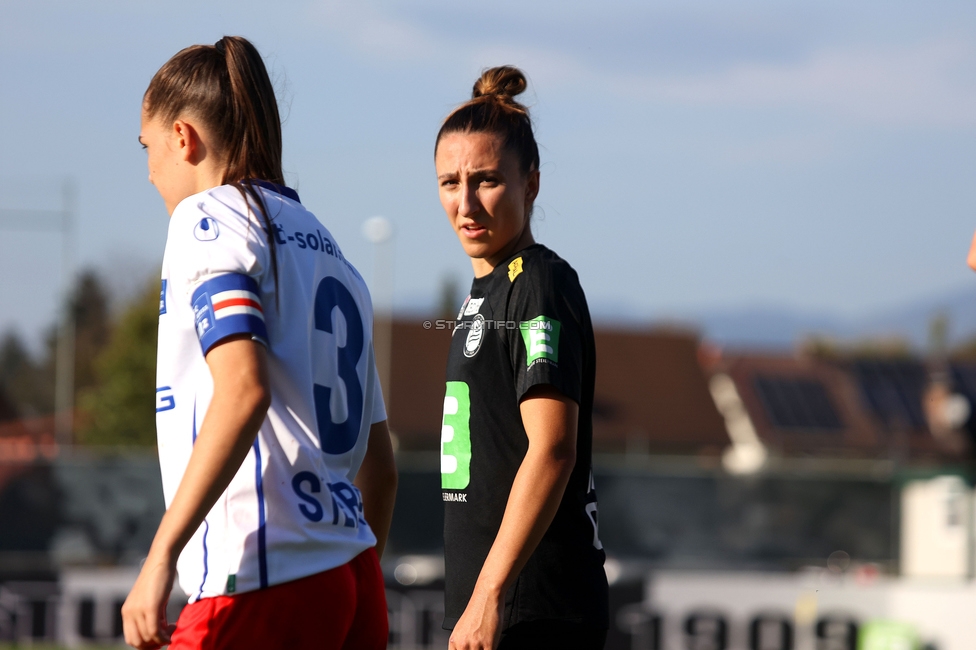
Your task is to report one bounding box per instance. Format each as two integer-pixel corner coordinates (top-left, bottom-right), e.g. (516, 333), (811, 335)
(171, 120), (200, 163)
(525, 169), (540, 209)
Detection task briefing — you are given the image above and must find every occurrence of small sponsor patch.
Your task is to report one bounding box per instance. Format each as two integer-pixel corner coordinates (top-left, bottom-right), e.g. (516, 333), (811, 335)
(192, 294), (214, 338)
(442, 492), (467, 502)
(463, 297), (484, 316)
(508, 257), (523, 282)
(226, 574), (236, 593)
(464, 314), (486, 358)
(456, 295), (470, 320)
(520, 316), (561, 365)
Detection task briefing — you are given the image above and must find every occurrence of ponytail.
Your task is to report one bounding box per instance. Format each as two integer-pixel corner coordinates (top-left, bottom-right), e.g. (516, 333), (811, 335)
(144, 36), (283, 294)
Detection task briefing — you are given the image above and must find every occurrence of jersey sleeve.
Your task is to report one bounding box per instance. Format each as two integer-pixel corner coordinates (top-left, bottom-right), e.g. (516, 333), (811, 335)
(166, 192), (272, 355)
(506, 260), (586, 405)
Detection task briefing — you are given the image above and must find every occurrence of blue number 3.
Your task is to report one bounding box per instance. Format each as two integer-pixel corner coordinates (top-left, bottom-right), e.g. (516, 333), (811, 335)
(313, 277), (365, 454)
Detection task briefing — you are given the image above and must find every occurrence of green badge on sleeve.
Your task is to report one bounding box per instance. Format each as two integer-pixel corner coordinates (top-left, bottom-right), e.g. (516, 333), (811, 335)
(520, 316), (560, 365)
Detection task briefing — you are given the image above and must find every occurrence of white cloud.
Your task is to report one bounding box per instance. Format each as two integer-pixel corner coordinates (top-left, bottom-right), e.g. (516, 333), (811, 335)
(606, 38), (976, 129)
(304, 1), (976, 131)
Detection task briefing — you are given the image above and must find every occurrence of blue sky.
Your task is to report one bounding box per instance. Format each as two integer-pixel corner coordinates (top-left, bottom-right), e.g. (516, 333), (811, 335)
(1, 1), (974, 348)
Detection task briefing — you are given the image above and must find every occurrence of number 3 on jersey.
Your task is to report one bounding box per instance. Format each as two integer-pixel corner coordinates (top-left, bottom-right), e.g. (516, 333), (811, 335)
(441, 381), (472, 490)
(313, 277), (364, 455)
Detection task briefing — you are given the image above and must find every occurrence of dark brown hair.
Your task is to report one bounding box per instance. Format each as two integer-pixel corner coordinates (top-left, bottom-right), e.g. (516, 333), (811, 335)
(435, 66), (540, 175)
(144, 35), (283, 289)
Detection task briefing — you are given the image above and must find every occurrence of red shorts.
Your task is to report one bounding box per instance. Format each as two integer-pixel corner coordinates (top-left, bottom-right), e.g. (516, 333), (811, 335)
(169, 549), (387, 650)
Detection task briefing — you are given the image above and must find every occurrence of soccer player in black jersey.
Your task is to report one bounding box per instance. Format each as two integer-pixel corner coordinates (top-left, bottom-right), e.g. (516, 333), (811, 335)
(434, 66), (609, 650)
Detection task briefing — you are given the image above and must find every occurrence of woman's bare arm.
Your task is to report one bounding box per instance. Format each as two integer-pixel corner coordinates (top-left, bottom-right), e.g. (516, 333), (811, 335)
(354, 419), (398, 559)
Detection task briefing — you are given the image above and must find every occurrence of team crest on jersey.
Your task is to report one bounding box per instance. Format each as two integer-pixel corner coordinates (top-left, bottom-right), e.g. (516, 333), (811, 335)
(464, 314), (486, 358)
(194, 216), (220, 241)
(508, 257), (523, 282)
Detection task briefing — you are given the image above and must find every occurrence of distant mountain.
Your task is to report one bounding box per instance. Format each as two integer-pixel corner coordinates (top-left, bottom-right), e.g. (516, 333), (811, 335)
(589, 285), (976, 351)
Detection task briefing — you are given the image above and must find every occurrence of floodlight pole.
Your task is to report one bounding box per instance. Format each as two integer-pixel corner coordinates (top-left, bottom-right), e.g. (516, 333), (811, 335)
(54, 180), (76, 446)
(0, 178), (76, 447)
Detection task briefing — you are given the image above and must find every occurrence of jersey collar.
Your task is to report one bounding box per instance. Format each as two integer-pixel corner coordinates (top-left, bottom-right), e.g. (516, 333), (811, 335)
(249, 179), (301, 204)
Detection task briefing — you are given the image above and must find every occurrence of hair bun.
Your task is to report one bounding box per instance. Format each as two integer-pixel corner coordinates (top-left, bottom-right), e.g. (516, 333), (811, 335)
(472, 66), (527, 100)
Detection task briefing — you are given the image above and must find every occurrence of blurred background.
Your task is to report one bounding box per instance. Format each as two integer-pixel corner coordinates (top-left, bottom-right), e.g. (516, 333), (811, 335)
(1, 1), (975, 648)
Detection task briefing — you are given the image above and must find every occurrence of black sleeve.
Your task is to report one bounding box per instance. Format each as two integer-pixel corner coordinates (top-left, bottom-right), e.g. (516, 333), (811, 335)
(506, 263), (585, 405)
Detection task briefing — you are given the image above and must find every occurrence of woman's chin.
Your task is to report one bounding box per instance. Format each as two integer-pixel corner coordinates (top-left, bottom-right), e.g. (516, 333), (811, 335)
(459, 239), (493, 260)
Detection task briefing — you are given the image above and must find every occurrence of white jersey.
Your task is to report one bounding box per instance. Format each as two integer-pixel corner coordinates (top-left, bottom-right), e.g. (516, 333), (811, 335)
(156, 182), (386, 602)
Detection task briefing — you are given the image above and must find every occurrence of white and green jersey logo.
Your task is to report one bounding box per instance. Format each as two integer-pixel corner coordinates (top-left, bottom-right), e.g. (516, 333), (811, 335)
(520, 316), (561, 365)
(441, 381), (472, 490)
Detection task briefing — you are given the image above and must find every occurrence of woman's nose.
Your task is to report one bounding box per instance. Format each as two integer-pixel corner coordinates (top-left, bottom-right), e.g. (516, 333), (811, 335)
(458, 183), (480, 217)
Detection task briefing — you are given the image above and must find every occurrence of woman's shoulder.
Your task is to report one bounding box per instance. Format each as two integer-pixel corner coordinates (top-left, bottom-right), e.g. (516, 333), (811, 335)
(508, 244), (583, 293)
(170, 184), (251, 225)
(167, 184), (271, 248)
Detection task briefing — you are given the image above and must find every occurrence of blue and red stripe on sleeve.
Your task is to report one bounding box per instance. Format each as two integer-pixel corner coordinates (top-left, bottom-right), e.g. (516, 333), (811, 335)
(191, 273), (268, 355)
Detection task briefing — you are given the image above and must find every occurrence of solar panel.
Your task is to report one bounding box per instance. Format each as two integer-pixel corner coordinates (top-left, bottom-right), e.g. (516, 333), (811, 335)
(847, 360), (927, 430)
(752, 375), (843, 430)
(950, 363), (976, 404)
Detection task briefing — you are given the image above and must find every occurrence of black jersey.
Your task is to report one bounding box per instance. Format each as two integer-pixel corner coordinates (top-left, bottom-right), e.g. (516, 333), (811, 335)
(440, 244), (609, 631)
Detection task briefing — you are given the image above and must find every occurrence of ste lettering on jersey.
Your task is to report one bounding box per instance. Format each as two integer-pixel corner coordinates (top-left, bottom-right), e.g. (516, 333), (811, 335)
(157, 182), (386, 604)
(440, 244), (609, 631)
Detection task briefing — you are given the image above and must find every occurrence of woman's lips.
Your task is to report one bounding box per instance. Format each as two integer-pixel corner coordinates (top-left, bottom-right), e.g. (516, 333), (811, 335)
(460, 223), (487, 239)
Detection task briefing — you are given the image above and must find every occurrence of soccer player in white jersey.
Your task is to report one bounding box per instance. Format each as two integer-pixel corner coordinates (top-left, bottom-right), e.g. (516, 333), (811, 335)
(121, 36), (397, 650)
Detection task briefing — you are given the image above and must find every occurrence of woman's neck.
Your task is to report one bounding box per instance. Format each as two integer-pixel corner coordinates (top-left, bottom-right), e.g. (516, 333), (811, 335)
(471, 228), (536, 278)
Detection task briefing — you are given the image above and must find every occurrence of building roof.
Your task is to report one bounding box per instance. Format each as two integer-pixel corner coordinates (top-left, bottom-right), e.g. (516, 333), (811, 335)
(589, 327), (728, 454)
(709, 351), (973, 461)
(713, 354), (883, 458)
(379, 318), (976, 462)
(385, 319), (728, 454)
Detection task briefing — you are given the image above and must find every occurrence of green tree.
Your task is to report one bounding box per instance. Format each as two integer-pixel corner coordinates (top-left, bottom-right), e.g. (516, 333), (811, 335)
(0, 268), (113, 422)
(78, 279), (158, 446)
(0, 329), (53, 417)
(71, 269), (113, 394)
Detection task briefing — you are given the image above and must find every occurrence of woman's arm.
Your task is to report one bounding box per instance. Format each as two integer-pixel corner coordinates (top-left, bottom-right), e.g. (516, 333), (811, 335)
(449, 384), (578, 650)
(122, 336), (271, 650)
(354, 419), (398, 559)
